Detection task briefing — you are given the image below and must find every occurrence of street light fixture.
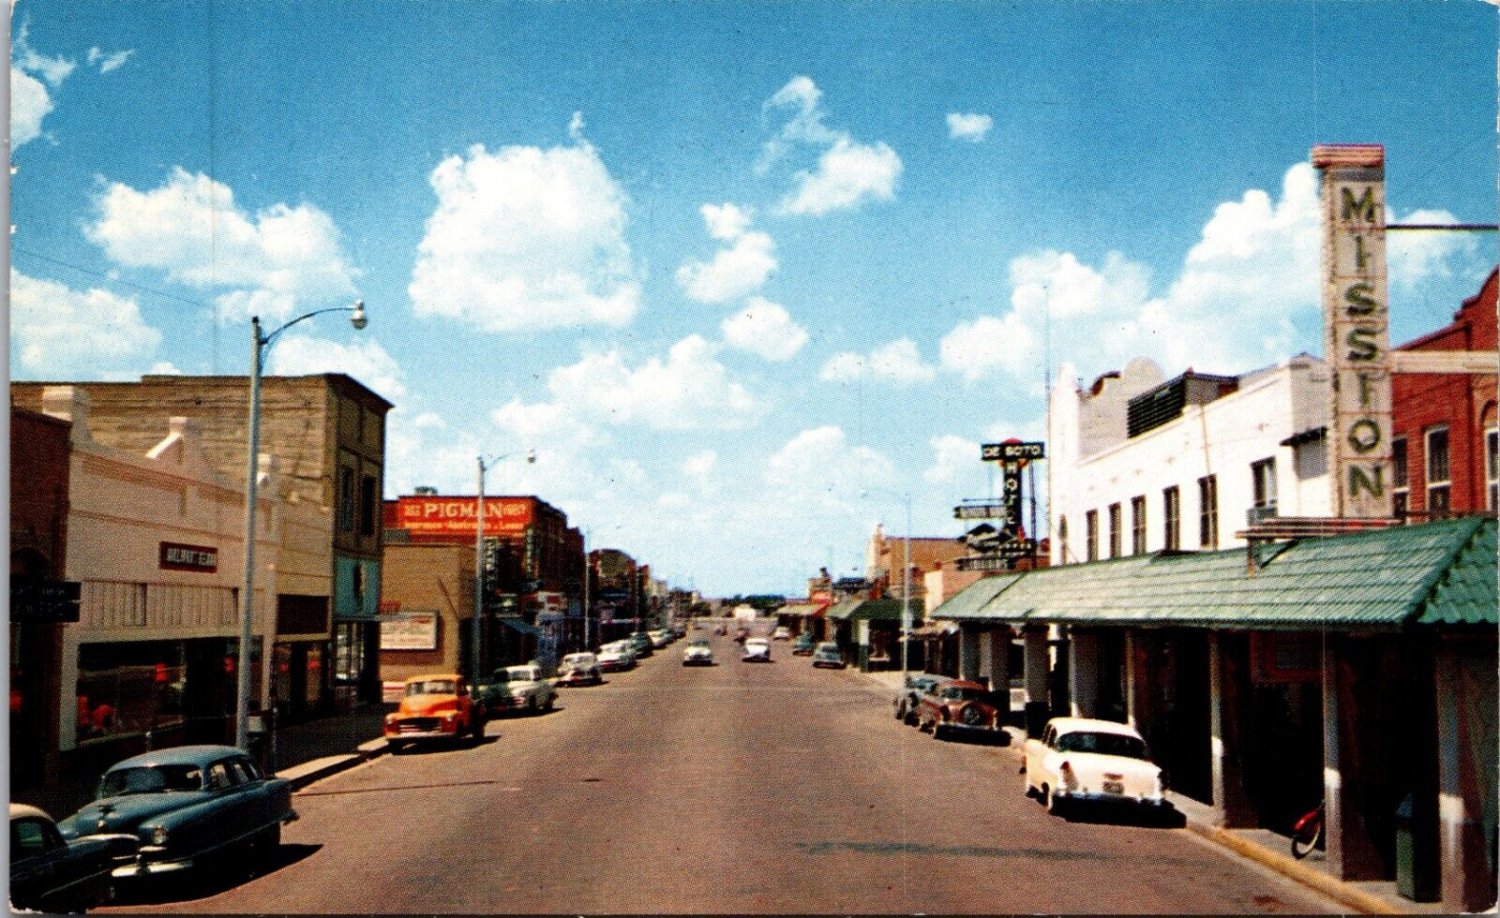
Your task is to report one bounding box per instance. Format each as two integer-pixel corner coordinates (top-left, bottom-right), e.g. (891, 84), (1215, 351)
(474, 449), (536, 692)
(238, 301), (368, 751)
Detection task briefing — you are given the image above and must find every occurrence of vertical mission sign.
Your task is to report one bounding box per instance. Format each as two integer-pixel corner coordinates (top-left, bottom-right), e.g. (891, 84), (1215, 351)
(1314, 144), (1393, 519)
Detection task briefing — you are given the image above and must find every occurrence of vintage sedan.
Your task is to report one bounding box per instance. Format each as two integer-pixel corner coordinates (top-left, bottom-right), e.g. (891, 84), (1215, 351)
(741, 637), (772, 662)
(597, 641), (636, 672)
(791, 633), (816, 656)
(56, 745), (296, 880)
(11, 803), (137, 912)
(681, 638), (714, 666)
(386, 673), (484, 748)
(1022, 717), (1169, 815)
(893, 673), (944, 725)
(482, 665), (557, 716)
(557, 652), (603, 686)
(916, 679), (1007, 742)
(811, 642), (845, 669)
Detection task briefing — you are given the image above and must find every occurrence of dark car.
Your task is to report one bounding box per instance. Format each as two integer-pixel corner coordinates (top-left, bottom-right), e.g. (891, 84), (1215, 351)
(57, 745), (297, 879)
(811, 642), (845, 669)
(628, 632), (655, 658)
(11, 803), (137, 912)
(916, 679), (1007, 742)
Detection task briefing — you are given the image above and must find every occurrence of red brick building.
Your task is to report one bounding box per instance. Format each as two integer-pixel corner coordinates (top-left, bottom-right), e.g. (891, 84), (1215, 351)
(1392, 268), (1498, 520)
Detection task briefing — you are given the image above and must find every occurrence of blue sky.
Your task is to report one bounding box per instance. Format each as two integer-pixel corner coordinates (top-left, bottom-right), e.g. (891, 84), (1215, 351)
(10, 0), (1497, 596)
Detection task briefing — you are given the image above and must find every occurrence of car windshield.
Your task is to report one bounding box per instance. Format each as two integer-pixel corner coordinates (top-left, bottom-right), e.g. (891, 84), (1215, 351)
(1055, 731), (1149, 759)
(98, 764), (203, 797)
(409, 679), (457, 695)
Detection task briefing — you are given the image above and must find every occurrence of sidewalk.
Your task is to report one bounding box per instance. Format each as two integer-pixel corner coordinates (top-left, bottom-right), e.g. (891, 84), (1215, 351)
(854, 668), (1444, 916)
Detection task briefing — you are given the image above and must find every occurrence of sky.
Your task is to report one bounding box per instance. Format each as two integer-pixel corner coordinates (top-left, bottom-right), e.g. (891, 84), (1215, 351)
(9, 0), (1497, 597)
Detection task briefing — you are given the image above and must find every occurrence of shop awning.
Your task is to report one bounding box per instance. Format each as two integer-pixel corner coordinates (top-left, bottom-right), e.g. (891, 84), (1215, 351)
(823, 599), (863, 621)
(929, 515), (1495, 631)
(496, 617), (541, 636)
(843, 599), (906, 622)
(779, 602), (828, 618)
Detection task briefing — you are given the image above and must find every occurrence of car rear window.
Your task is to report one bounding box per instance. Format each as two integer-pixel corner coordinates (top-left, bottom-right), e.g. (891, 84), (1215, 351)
(1055, 731), (1149, 759)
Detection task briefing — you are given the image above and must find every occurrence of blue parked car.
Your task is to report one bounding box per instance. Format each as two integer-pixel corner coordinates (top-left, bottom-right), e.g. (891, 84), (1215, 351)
(56, 745), (297, 879)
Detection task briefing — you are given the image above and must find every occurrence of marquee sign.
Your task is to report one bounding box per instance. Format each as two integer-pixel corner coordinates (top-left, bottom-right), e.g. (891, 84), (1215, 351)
(379, 611), (439, 651)
(390, 496), (534, 539)
(1313, 144), (1393, 518)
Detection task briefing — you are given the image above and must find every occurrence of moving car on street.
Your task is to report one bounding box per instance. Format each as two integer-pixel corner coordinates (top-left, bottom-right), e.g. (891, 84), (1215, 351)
(1021, 717), (1168, 816)
(915, 679), (1006, 742)
(811, 642), (845, 669)
(557, 652), (603, 686)
(681, 637), (714, 666)
(56, 745), (296, 880)
(11, 803), (137, 912)
(386, 674), (484, 749)
(791, 633), (816, 655)
(742, 637), (771, 662)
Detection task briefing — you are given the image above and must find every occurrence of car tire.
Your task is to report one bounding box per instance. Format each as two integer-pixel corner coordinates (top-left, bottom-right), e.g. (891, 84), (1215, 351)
(932, 721), (946, 741)
(544, 694), (555, 712)
(250, 823), (281, 867)
(1045, 785), (1067, 817)
(894, 701), (906, 721)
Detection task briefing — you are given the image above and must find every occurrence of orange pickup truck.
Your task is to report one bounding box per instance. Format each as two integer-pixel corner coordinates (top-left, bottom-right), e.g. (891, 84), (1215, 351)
(383, 673), (484, 751)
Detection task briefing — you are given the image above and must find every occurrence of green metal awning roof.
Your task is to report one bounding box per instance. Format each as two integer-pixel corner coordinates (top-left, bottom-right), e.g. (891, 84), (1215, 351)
(780, 602), (828, 617)
(845, 598), (905, 622)
(930, 516), (1495, 631)
(823, 599), (863, 621)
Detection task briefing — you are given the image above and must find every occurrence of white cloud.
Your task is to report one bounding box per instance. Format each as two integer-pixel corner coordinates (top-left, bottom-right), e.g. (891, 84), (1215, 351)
(820, 337), (936, 385)
(10, 268), (163, 376)
(720, 297), (808, 361)
(676, 204), (777, 303)
(946, 112), (993, 142)
(87, 47), (134, 74)
(1386, 207), (1481, 292)
(265, 334), (407, 403)
(545, 335), (765, 431)
(85, 168), (360, 323)
(10, 66), (51, 147)
(764, 425), (896, 513)
(923, 434), (978, 484)
(408, 127), (640, 333)
(14, 24), (75, 86)
(761, 76), (902, 217)
(683, 449), (717, 481)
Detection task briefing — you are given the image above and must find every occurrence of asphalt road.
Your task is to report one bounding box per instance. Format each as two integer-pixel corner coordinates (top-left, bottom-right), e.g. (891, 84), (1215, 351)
(102, 625), (1343, 914)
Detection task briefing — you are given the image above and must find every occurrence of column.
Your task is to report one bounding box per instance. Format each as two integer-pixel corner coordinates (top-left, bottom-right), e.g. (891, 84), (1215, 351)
(985, 628), (1011, 715)
(1069, 629), (1098, 718)
(1209, 633), (1256, 827)
(1436, 637), (1498, 912)
(959, 628), (982, 682)
(1323, 633), (1385, 881)
(1023, 626), (1049, 737)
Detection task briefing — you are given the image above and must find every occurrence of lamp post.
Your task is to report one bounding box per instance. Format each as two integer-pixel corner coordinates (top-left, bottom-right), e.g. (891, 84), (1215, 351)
(238, 301), (367, 751)
(473, 450), (535, 691)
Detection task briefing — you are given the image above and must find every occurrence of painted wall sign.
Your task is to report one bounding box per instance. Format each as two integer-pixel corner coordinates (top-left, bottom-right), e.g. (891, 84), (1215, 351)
(159, 541), (219, 573)
(1313, 144), (1393, 518)
(379, 611), (439, 651)
(390, 496), (534, 538)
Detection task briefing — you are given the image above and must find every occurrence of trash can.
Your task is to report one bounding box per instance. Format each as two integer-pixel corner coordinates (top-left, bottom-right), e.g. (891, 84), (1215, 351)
(1395, 794), (1440, 902)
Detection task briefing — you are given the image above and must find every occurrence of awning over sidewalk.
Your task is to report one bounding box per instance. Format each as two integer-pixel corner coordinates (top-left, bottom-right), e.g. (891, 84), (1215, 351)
(931, 515), (1495, 631)
(779, 602), (828, 618)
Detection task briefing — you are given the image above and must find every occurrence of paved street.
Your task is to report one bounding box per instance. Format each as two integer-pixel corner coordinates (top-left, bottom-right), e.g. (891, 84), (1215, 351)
(102, 627), (1343, 915)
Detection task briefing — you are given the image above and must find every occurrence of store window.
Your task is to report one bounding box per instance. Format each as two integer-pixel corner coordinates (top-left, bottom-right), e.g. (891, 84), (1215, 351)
(1198, 475), (1219, 549)
(1130, 495), (1147, 554)
(1085, 510), (1098, 562)
(1392, 438), (1409, 520)
(335, 622), (364, 689)
(1108, 503), (1122, 559)
(1426, 426), (1451, 518)
(1163, 486), (1181, 551)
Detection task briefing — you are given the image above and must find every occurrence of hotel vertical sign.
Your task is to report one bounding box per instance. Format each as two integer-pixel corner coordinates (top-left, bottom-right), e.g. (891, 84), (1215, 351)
(1314, 143), (1392, 518)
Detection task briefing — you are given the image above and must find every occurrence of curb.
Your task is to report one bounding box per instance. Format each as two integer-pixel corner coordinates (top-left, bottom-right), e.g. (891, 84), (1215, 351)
(282, 739), (391, 791)
(1183, 821), (1404, 916)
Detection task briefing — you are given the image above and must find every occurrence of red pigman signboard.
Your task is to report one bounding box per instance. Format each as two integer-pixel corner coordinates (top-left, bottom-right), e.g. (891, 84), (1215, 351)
(389, 496), (535, 540)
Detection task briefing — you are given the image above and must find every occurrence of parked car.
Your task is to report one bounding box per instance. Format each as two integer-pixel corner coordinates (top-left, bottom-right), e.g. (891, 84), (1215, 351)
(1022, 717), (1168, 816)
(791, 633), (816, 655)
(811, 642), (845, 669)
(11, 803), (137, 912)
(915, 679), (1006, 742)
(648, 628), (672, 648)
(628, 632), (655, 658)
(385, 673), (484, 748)
(481, 664), (558, 716)
(742, 637), (772, 662)
(55, 745), (296, 880)
(557, 652), (603, 686)
(893, 673), (944, 725)
(597, 641), (637, 672)
(681, 638), (714, 666)
(772, 625), (792, 641)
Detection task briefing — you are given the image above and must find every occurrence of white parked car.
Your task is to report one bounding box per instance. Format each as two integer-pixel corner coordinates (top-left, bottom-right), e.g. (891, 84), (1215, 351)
(486, 664), (557, 715)
(597, 641), (636, 672)
(742, 637), (771, 662)
(681, 638), (713, 666)
(557, 652), (602, 686)
(772, 626), (792, 641)
(1022, 717), (1168, 816)
(648, 628), (672, 648)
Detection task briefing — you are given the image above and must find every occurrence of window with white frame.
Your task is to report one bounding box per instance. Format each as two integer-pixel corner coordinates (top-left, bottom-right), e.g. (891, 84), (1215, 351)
(1426, 426), (1451, 518)
(1251, 457), (1277, 511)
(1131, 495), (1147, 554)
(1163, 485), (1181, 551)
(1108, 503), (1122, 559)
(1198, 475), (1218, 549)
(1085, 510), (1098, 562)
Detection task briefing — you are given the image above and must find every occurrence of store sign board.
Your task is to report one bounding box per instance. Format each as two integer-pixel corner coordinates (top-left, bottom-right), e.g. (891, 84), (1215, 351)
(391, 496), (534, 538)
(1314, 144), (1392, 518)
(379, 612), (439, 651)
(159, 542), (218, 573)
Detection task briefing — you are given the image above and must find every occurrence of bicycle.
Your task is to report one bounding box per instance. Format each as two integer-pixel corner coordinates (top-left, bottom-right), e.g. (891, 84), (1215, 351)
(1290, 801), (1325, 859)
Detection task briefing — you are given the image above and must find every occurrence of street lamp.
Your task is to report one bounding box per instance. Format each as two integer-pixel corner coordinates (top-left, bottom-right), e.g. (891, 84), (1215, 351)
(474, 450), (535, 691)
(861, 488), (913, 686)
(238, 300), (368, 751)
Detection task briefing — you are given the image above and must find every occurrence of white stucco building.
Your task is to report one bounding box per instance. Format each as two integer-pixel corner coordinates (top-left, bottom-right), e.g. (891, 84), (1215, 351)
(1048, 354), (1332, 566)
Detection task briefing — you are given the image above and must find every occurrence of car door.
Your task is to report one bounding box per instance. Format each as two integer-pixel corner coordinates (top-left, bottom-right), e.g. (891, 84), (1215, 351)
(11, 814), (61, 909)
